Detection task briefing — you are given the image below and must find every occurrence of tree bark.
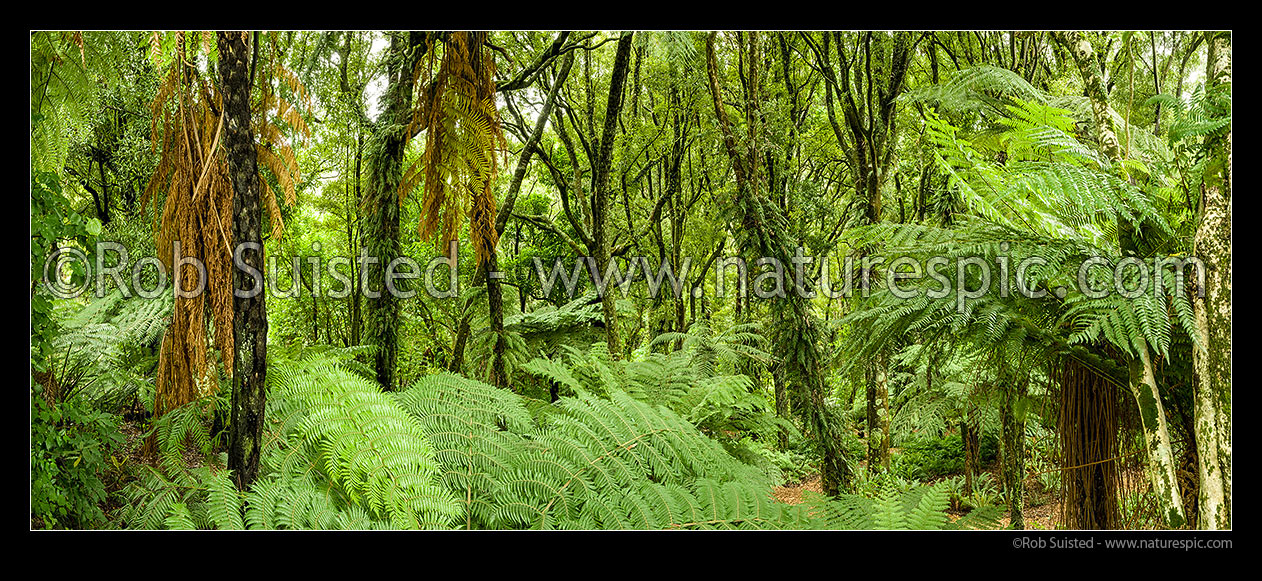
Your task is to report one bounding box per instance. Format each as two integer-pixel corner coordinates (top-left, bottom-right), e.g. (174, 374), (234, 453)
(961, 417), (980, 498)
(867, 362), (890, 472)
(1129, 340), (1187, 527)
(350, 133), (363, 347)
(363, 32), (426, 391)
(217, 31), (267, 490)
(1192, 31), (1231, 531)
(1001, 371), (1028, 528)
(589, 32), (635, 358)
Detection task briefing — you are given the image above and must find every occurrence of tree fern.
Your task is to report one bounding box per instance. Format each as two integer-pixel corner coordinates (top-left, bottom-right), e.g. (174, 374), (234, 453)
(120, 350), (993, 530)
(267, 357), (461, 529)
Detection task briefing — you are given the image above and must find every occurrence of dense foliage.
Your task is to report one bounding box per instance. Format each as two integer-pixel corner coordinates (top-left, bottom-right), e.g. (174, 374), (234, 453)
(30, 30), (1230, 532)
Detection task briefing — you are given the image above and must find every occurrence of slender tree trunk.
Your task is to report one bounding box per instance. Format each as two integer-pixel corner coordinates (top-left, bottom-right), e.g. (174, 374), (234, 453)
(1001, 372), (1028, 528)
(97, 155), (112, 225)
(1129, 341), (1187, 527)
(484, 251), (508, 387)
(867, 363), (890, 472)
(590, 32), (635, 358)
(774, 365), (789, 449)
(482, 47), (574, 389)
(814, 32), (914, 480)
(1192, 31), (1231, 531)
(218, 31), (267, 490)
(350, 134), (363, 347)
(962, 417), (979, 498)
(363, 32), (425, 391)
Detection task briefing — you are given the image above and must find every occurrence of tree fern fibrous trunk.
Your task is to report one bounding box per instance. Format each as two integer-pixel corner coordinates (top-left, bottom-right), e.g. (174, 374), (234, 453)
(1001, 371), (1028, 529)
(1058, 357), (1121, 529)
(218, 31), (267, 490)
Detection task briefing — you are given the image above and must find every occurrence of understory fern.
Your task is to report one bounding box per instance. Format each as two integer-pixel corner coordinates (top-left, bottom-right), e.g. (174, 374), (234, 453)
(118, 348), (996, 530)
(49, 290), (171, 411)
(265, 358), (461, 528)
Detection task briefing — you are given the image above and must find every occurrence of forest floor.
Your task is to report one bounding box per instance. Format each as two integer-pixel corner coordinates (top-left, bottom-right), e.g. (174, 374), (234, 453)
(98, 417), (1146, 530)
(769, 466), (1063, 530)
(771, 474), (824, 505)
(995, 500), (1059, 530)
(100, 419), (214, 524)
(99, 420), (151, 520)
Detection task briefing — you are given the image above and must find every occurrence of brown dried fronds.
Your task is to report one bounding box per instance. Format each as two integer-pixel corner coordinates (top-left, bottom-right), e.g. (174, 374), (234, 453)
(262, 180), (286, 241)
(250, 42), (314, 240)
(402, 31), (507, 265)
(143, 42), (235, 433)
(142, 32), (311, 444)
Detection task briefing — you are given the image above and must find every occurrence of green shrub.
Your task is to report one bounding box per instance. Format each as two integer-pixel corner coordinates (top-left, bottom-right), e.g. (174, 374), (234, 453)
(893, 432), (999, 480)
(31, 387), (122, 528)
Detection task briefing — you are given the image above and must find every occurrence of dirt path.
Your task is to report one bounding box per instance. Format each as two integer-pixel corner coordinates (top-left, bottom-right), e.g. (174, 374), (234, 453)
(772, 475), (822, 505)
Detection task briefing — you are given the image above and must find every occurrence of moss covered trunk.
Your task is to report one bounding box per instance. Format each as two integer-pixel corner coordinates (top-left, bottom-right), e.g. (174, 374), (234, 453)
(363, 32), (426, 391)
(1000, 373), (1027, 529)
(1191, 31), (1231, 531)
(1129, 341), (1187, 527)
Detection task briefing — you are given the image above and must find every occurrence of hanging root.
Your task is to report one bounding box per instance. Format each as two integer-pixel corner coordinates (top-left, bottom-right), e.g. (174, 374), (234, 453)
(1058, 356), (1121, 529)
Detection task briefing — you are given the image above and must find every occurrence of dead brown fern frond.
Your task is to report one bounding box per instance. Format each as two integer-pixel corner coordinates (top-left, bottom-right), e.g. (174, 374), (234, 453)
(401, 31), (506, 265)
(143, 43), (235, 440)
(249, 37), (314, 240)
(141, 32), (310, 452)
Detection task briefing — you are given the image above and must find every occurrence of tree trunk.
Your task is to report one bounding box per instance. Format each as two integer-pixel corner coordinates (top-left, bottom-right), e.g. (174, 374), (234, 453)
(867, 363), (890, 472)
(773, 364), (789, 450)
(961, 418), (979, 498)
(363, 32), (426, 391)
(1129, 340), (1187, 527)
(350, 134), (363, 347)
(449, 312), (472, 374)
(484, 252), (508, 388)
(96, 155), (112, 225)
(1001, 372), (1028, 528)
(217, 31), (267, 491)
(589, 32), (635, 359)
(1191, 30), (1231, 531)
(814, 32), (914, 482)
(482, 46), (574, 389)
